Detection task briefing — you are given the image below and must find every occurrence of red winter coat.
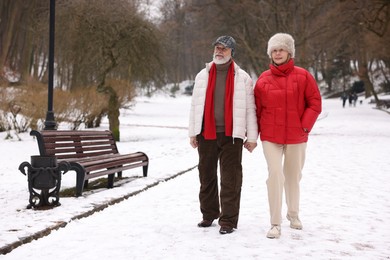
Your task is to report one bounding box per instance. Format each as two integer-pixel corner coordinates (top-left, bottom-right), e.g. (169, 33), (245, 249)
(254, 59), (322, 144)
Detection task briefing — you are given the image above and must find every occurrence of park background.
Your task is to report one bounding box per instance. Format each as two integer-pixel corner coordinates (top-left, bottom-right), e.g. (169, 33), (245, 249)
(0, 0), (390, 258)
(1, 91), (390, 259)
(1, 0), (389, 139)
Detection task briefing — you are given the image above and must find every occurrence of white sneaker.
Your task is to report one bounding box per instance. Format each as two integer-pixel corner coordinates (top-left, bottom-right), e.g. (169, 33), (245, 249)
(266, 225), (281, 239)
(287, 215), (303, 230)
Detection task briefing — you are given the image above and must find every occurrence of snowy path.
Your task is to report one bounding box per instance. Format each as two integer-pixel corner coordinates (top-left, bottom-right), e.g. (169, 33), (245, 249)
(1, 97), (390, 259)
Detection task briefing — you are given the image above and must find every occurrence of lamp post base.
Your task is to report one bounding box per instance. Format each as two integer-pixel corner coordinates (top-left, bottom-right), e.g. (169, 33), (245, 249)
(44, 111), (56, 130)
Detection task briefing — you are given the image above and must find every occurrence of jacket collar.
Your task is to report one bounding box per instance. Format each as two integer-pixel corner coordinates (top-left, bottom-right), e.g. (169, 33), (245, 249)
(206, 59), (238, 73)
(270, 58), (294, 76)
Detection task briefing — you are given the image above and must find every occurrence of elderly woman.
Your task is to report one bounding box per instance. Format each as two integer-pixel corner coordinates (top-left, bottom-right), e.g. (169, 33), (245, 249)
(254, 33), (322, 239)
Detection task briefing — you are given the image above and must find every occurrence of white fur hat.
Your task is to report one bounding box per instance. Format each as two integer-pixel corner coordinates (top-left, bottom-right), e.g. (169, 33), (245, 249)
(267, 33), (295, 58)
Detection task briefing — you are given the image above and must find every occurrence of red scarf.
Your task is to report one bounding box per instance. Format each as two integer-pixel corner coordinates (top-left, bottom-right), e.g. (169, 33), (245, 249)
(203, 61), (235, 140)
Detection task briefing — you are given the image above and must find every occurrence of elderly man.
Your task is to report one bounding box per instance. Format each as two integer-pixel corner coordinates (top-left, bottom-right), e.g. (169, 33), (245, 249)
(188, 35), (258, 235)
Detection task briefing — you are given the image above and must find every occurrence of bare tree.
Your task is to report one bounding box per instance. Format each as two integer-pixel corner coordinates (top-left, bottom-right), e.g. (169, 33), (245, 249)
(0, 0), (47, 83)
(54, 0), (163, 140)
(1, 0), (390, 134)
(332, 0), (390, 101)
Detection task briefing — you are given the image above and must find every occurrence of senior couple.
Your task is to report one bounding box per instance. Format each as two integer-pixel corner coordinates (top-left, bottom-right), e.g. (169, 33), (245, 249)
(188, 34), (322, 238)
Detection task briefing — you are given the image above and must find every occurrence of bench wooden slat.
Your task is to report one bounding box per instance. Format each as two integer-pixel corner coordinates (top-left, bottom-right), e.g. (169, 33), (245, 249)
(44, 140), (114, 148)
(83, 161), (148, 180)
(69, 153), (147, 164)
(83, 156), (148, 171)
(30, 130), (149, 196)
(40, 130), (113, 136)
(46, 145), (115, 154)
(64, 154), (121, 162)
(54, 151), (118, 160)
(42, 136), (113, 142)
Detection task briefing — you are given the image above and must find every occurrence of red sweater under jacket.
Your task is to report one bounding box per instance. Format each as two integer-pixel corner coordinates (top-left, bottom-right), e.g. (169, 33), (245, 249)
(254, 59), (322, 144)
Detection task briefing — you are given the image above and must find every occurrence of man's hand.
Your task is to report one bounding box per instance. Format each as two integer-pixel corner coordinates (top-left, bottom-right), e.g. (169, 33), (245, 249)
(244, 141), (257, 153)
(190, 136), (198, 148)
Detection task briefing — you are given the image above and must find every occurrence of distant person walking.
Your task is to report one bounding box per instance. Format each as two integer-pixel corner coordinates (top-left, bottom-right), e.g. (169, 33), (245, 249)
(254, 33), (322, 239)
(352, 92), (358, 106)
(341, 92), (348, 108)
(348, 92), (353, 106)
(188, 35), (258, 235)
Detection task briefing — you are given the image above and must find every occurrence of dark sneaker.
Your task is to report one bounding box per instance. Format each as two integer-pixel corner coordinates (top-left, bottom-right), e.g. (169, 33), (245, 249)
(219, 226), (234, 234)
(197, 220), (213, 228)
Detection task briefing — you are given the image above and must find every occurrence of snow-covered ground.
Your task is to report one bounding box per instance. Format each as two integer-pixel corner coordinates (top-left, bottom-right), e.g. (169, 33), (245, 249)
(1, 94), (389, 259)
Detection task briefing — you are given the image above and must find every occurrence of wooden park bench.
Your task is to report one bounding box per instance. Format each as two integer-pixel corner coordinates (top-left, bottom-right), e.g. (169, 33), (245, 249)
(377, 99), (390, 109)
(30, 130), (149, 196)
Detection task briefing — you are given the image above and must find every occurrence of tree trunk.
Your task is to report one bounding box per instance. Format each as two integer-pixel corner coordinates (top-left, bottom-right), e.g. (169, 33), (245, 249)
(357, 32), (379, 102)
(0, 0), (20, 77)
(358, 59), (378, 101)
(106, 86), (120, 141)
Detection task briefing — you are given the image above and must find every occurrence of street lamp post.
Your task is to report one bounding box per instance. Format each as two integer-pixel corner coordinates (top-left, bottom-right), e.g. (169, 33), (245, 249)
(44, 0), (56, 130)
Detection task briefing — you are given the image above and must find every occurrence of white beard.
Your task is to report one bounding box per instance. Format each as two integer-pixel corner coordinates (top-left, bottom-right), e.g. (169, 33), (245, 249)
(213, 54), (231, 65)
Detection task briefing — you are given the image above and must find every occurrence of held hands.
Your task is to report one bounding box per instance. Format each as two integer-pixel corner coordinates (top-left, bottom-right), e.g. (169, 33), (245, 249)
(190, 136), (198, 148)
(244, 140), (257, 153)
(190, 136), (257, 152)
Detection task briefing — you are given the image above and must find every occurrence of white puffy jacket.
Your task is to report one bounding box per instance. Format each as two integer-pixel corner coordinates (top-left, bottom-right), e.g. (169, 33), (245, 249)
(188, 61), (258, 143)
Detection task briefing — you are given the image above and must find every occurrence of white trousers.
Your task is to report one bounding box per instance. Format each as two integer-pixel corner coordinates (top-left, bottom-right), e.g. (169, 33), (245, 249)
(262, 141), (307, 225)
